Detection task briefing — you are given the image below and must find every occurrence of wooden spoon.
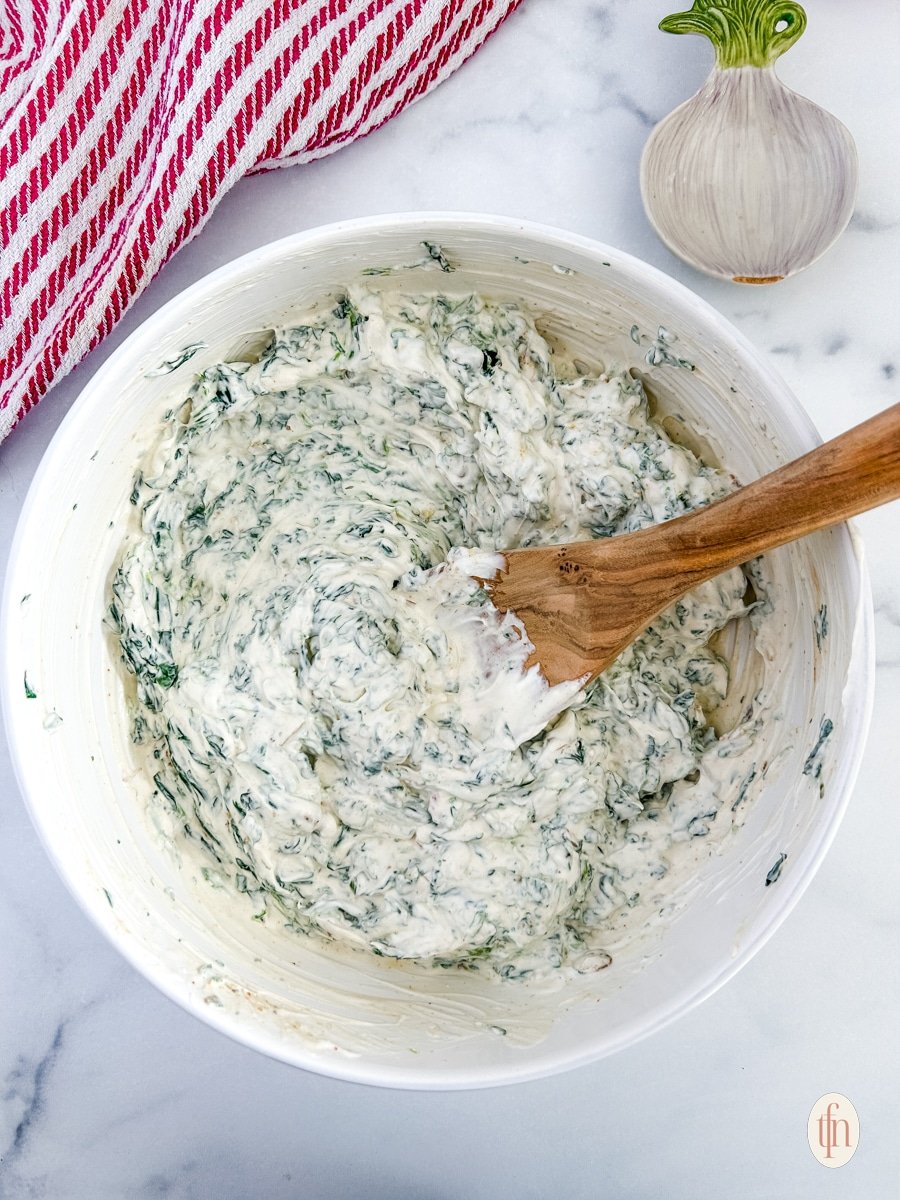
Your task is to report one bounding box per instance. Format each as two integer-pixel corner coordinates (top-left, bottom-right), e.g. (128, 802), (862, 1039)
(483, 404), (900, 687)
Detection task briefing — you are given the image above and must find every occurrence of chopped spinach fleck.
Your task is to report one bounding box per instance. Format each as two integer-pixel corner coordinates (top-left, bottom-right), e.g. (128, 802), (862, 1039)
(422, 241), (453, 272)
(765, 853), (787, 886)
(802, 717), (834, 779)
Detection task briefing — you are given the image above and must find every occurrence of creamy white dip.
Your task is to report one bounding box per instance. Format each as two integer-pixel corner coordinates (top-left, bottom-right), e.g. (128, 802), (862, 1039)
(109, 288), (763, 980)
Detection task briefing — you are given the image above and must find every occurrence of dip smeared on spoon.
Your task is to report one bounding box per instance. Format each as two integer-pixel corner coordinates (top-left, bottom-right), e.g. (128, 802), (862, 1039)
(110, 287), (770, 977)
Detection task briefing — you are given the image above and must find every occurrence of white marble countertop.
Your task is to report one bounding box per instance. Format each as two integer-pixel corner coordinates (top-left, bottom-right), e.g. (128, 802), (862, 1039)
(2, 1), (898, 1195)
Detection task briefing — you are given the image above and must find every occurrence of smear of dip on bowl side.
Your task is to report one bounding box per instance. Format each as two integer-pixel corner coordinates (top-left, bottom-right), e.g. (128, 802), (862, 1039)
(108, 286), (773, 981)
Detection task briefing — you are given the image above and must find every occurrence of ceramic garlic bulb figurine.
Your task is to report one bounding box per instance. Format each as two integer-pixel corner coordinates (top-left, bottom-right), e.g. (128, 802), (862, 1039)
(640, 0), (858, 284)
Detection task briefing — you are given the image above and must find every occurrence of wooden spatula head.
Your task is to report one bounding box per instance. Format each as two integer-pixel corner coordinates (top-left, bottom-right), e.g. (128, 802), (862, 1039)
(484, 538), (685, 687)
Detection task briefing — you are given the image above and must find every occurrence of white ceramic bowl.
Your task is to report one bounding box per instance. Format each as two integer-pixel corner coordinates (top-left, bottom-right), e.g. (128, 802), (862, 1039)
(1, 214), (873, 1089)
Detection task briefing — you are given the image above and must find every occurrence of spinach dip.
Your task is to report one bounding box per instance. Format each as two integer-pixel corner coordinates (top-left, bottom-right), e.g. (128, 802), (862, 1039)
(109, 288), (762, 981)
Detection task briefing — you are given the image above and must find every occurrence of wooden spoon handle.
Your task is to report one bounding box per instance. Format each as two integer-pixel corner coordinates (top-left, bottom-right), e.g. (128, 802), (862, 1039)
(581, 402), (900, 595)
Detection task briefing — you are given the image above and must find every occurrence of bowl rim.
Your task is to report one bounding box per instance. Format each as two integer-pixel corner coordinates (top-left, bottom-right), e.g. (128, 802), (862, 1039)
(0, 211), (876, 1089)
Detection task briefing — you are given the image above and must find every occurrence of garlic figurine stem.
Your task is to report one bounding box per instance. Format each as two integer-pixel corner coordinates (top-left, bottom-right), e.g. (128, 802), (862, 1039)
(640, 0), (858, 284)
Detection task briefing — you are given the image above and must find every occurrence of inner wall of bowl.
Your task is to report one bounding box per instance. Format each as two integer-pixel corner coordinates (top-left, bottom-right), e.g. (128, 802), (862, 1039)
(4, 217), (866, 1085)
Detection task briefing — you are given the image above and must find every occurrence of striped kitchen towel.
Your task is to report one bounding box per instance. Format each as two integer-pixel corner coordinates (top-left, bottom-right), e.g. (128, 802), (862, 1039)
(0, 0), (521, 440)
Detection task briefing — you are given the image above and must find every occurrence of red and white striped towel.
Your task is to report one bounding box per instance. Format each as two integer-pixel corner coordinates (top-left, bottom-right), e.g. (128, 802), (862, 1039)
(0, 0), (520, 441)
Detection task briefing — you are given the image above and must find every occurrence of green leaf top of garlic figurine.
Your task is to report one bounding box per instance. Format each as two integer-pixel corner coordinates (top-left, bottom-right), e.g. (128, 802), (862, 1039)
(640, 0), (858, 284)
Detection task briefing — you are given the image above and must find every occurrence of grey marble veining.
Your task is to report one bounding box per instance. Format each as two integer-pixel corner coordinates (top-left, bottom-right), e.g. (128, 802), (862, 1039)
(2, 1), (899, 1196)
